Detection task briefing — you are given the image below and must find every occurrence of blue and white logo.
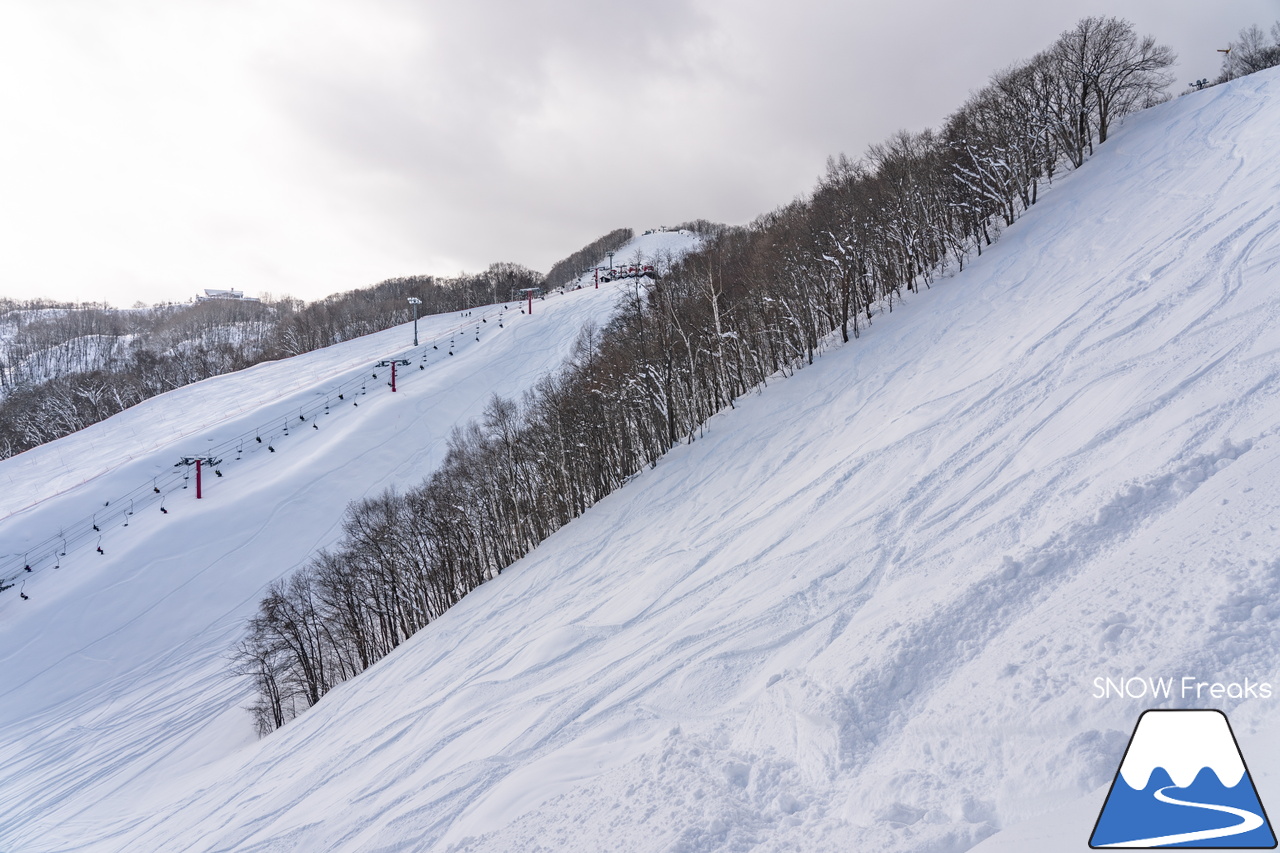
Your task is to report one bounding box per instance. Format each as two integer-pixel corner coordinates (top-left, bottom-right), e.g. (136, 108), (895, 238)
(1091, 709), (1276, 848)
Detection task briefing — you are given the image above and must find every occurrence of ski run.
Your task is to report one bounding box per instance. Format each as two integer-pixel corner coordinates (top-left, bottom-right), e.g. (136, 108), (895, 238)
(2, 70), (1280, 853)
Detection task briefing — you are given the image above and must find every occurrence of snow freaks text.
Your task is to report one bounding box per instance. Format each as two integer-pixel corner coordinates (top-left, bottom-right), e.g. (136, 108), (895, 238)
(1092, 676), (1274, 701)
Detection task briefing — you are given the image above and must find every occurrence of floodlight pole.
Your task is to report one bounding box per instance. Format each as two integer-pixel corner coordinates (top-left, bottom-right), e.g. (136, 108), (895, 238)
(408, 297), (422, 346)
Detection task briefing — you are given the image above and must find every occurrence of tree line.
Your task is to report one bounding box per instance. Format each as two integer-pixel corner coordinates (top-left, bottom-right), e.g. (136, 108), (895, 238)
(1212, 21), (1280, 83)
(232, 16), (1186, 733)
(543, 228), (634, 290)
(0, 260), (558, 459)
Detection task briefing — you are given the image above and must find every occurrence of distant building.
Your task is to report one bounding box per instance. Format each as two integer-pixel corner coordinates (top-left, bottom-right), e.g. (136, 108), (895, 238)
(197, 289), (260, 303)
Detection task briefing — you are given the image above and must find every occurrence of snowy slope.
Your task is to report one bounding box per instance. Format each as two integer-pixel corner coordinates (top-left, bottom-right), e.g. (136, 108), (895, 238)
(6, 70), (1280, 851)
(0, 229), (699, 847)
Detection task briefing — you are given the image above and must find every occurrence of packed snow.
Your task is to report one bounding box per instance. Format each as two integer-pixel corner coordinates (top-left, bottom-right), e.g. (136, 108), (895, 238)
(4, 69), (1280, 853)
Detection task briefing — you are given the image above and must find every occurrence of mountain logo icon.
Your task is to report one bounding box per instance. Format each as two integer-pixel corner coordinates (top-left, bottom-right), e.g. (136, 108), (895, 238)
(1090, 709), (1276, 848)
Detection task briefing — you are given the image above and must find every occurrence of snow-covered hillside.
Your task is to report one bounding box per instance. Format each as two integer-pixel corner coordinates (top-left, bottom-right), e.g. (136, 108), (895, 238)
(0, 229), (700, 847)
(5, 67), (1280, 851)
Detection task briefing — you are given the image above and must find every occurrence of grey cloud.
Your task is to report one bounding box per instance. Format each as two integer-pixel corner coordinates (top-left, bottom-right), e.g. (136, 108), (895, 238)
(5, 0), (1278, 303)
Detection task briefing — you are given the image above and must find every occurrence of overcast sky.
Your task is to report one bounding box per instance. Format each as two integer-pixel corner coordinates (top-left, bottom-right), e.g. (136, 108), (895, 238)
(1, 0), (1275, 306)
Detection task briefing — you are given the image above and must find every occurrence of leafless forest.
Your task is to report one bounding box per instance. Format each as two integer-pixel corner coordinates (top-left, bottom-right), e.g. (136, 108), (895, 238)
(229, 16), (1280, 735)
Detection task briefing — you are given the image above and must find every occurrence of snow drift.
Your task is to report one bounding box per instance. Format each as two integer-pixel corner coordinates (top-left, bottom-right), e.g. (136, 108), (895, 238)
(0, 230), (699, 848)
(4, 68), (1280, 852)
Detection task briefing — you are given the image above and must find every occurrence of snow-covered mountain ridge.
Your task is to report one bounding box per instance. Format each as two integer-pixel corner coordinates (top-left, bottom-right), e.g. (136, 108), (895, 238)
(5, 66), (1280, 852)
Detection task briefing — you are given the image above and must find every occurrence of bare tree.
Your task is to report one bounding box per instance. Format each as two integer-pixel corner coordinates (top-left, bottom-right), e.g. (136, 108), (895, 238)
(1086, 18), (1175, 142)
(1221, 23), (1280, 78)
(229, 14), (1184, 735)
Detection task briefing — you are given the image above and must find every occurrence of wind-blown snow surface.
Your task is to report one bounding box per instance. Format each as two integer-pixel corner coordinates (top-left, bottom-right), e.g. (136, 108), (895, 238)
(7, 72), (1280, 850)
(0, 229), (699, 849)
